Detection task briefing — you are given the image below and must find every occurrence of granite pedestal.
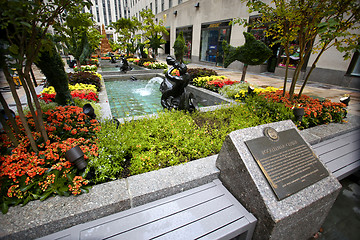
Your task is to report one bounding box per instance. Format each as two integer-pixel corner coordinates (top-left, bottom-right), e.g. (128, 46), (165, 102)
(216, 120), (342, 240)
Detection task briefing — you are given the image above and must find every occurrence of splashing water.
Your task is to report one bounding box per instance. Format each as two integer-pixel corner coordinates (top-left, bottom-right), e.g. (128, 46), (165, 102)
(133, 77), (164, 96)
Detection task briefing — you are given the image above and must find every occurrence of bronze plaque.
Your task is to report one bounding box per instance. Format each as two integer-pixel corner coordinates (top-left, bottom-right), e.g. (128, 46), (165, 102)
(245, 128), (329, 200)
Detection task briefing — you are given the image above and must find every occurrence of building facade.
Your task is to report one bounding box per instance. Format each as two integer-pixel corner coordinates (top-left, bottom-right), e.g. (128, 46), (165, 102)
(90, 0), (360, 88)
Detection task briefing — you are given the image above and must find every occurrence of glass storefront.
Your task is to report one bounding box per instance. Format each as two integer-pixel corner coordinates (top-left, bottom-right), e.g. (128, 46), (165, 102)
(200, 21), (231, 66)
(176, 26), (193, 59)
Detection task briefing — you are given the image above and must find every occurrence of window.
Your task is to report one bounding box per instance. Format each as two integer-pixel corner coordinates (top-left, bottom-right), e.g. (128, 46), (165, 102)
(347, 50), (360, 77)
(169, 0), (172, 8)
(150, 2), (153, 12)
(161, 0), (164, 11)
(108, 0), (112, 23)
(102, 0), (107, 25)
(155, 0), (158, 14)
(200, 21), (232, 66)
(178, 0), (182, 4)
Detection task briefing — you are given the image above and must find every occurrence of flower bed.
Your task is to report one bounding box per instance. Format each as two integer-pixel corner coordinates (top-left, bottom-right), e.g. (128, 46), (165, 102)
(200, 81), (347, 129)
(142, 61), (168, 69)
(261, 90), (347, 129)
(68, 72), (102, 91)
(192, 76), (239, 92)
(0, 106), (100, 213)
(38, 84), (99, 103)
(74, 65), (98, 72)
(187, 68), (218, 81)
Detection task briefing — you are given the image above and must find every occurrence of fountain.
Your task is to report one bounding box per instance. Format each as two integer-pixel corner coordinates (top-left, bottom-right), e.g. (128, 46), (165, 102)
(116, 57), (132, 73)
(133, 77), (163, 96)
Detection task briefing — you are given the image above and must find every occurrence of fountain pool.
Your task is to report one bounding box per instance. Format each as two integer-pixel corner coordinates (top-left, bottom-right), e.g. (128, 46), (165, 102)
(103, 75), (234, 119)
(104, 77), (164, 118)
(100, 64), (145, 72)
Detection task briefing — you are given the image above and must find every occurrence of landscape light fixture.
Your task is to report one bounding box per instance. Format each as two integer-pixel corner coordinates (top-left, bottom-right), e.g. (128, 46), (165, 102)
(340, 95), (350, 106)
(173, 10), (177, 16)
(0, 109), (15, 120)
(194, 2), (200, 8)
(293, 107), (305, 123)
(83, 103), (96, 119)
(248, 86), (254, 95)
(65, 146), (87, 170)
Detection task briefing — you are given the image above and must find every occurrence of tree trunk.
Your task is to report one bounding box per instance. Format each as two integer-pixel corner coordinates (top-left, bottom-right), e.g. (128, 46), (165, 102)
(3, 67), (39, 152)
(282, 48), (290, 97)
(0, 113), (18, 147)
(0, 92), (21, 135)
(241, 64), (248, 82)
(23, 63), (49, 143)
(298, 47), (326, 98)
(17, 71), (41, 133)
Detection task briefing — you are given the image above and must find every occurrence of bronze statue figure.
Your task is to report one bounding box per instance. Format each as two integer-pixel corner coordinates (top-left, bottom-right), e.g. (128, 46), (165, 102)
(160, 55), (196, 112)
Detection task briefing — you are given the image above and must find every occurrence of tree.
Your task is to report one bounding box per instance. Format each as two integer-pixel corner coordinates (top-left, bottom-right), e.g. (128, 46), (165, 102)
(140, 9), (169, 59)
(241, 0), (360, 101)
(62, 6), (95, 66)
(35, 38), (73, 105)
(110, 17), (141, 55)
(222, 32), (272, 82)
(0, 0), (90, 152)
(173, 31), (186, 63)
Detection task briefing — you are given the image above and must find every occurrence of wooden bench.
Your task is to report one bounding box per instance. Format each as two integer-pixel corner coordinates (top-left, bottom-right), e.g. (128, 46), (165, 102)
(38, 179), (256, 240)
(313, 129), (360, 180)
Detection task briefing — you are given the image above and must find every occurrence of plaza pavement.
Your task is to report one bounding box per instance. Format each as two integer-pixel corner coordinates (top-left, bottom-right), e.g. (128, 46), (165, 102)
(1, 58), (359, 117)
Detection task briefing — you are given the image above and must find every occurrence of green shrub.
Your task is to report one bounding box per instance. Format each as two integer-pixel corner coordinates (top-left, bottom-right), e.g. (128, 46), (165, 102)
(68, 72), (101, 91)
(245, 95), (293, 124)
(219, 82), (252, 99)
(88, 105), (260, 183)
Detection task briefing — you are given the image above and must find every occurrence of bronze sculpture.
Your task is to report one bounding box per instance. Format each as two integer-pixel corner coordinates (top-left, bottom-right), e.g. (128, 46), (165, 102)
(160, 55), (196, 112)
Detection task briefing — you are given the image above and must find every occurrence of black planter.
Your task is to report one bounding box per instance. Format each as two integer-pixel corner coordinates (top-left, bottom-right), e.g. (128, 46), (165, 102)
(65, 146), (87, 170)
(83, 103), (96, 119)
(293, 107), (304, 122)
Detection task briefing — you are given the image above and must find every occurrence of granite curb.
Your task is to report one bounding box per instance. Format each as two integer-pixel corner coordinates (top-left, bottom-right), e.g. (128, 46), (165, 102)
(0, 116), (358, 240)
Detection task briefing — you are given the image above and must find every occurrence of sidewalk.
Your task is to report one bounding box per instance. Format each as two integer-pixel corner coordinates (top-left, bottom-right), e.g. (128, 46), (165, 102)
(1, 58), (360, 117)
(159, 57), (360, 117)
(0, 65), (46, 112)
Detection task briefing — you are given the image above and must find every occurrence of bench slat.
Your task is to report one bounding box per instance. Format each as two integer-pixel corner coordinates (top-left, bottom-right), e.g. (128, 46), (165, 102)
(152, 210), (250, 240)
(312, 130), (360, 155)
(325, 149), (360, 170)
(316, 142), (359, 164)
(38, 180), (256, 240)
(85, 196), (235, 239)
(79, 186), (227, 239)
(332, 160), (360, 180)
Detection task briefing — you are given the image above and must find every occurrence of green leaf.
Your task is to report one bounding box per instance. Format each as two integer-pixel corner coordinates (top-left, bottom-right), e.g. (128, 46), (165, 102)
(22, 196), (33, 206)
(8, 44), (19, 55)
(20, 183), (35, 192)
(40, 191), (53, 201)
(20, 21), (32, 28)
(1, 202), (9, 214)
